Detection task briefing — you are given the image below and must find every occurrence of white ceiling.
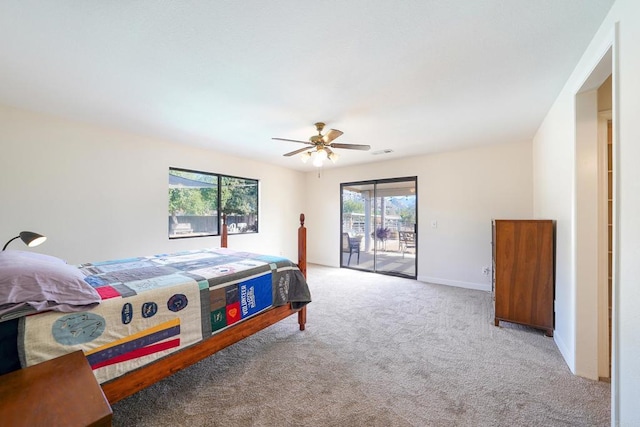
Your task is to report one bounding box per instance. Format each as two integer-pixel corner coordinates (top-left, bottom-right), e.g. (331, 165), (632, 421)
(0, 1), (614, 171)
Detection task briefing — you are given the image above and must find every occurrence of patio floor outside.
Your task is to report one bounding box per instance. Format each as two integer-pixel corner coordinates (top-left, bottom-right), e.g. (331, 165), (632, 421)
(342, 237), (416, 277)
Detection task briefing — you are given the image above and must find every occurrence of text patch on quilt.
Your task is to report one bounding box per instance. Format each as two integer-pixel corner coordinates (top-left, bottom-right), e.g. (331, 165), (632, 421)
(121, 303), (133, 324)
(239, 274), (273, 318)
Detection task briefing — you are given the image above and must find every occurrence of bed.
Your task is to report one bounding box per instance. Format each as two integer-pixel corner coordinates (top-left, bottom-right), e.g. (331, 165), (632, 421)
(0, 214), (310, 404)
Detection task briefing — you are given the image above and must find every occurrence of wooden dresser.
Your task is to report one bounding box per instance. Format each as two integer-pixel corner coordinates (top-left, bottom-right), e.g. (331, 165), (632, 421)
(492, 219), (555, 336)
(0, 350), (112, 426)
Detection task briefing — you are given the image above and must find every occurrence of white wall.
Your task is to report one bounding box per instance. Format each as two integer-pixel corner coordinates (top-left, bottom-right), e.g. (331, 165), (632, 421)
(533, 0), (640, 423)
(0, 104), (306, 264)
(304, 141), (533, 292)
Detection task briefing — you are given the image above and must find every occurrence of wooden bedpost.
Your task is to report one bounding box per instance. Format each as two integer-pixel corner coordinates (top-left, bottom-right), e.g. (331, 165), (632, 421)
(297, 213), (307, 331)
(221, 213), (228, 248)
(298, 213), (307, 277)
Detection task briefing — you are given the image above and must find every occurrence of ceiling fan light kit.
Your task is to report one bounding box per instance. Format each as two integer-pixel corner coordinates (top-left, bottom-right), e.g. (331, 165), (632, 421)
(301, 151), (312, 163)
(309, 151), (328, 167)
(273, 122), (371, 167)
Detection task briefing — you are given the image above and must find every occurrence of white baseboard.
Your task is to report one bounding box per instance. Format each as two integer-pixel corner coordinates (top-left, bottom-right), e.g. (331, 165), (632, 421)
(418, 276), (491, 292)
(553, 330), (575, 374)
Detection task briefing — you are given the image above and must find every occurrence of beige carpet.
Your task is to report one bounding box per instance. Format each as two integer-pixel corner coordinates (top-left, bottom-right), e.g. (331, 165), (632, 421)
(112, 264), (610, 426)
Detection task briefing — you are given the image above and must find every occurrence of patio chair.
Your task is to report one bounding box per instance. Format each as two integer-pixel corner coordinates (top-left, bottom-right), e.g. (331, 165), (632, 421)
(342, 233), (361, 265)
(399, 231), (416, 258)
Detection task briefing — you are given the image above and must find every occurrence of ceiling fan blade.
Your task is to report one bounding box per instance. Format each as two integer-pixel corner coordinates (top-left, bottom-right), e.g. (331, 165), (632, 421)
(283, 146), (313, 157)
(272, 137), (313, 145)
(322, 129), (343, 144)
(330, 142), (371, 151)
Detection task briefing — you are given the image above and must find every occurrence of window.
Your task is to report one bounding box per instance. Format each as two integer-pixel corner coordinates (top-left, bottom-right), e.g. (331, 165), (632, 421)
(168, 168), (258, 239)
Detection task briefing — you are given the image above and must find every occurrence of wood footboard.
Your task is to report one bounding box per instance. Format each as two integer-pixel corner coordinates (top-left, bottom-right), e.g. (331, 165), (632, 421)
(102, 213), (308, 404)
(102, 303), (302, 403)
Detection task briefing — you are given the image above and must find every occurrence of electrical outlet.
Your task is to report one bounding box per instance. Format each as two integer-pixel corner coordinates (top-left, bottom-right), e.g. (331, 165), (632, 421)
(482, 266), (491, 276)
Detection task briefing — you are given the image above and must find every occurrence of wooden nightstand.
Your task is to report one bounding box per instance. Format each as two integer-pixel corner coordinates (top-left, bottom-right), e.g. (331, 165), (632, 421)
(0, 350), (112, 427)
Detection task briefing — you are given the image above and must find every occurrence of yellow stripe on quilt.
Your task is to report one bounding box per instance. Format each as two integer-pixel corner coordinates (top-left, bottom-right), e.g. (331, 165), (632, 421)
(84, 318), (181, 356)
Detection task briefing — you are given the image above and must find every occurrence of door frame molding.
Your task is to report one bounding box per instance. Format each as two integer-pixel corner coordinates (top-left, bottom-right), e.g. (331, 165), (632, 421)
(597, 109), (612, 379)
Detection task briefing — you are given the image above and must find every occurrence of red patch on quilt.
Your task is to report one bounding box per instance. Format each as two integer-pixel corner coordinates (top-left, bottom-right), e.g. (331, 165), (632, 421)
(226, 302), (241, 325)
(96, 285), (121, 300)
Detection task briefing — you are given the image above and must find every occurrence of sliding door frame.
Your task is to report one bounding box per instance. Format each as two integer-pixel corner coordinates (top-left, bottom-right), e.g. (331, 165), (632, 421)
(340, 176), (417, 279)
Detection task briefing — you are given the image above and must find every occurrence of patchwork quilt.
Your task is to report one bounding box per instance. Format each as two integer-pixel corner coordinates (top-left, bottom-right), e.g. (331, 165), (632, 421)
(16, 248), (311, 384)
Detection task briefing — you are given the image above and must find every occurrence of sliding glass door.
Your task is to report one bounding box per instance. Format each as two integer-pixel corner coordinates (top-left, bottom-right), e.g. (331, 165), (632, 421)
(340, 177), (417, 278)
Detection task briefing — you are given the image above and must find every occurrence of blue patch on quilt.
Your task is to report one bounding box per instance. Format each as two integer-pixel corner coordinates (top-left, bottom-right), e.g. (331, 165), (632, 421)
(142, 302), (158, 318)
(239, 273), (273, 318)
(52, 312), (106, 345)
(121, 303), (133, 324)
(84, 275), (107, 287)
(167, 294), (188, 312)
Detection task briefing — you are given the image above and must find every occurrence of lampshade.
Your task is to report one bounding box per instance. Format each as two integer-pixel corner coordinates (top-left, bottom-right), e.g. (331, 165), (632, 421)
(300, 151), (312, 163)
(312, 154), (324, 168)
(2, 231), (47, 251)
(316, 149), (328, 160)
(310, 148), (328, 167)
(302, 148), (339, 168)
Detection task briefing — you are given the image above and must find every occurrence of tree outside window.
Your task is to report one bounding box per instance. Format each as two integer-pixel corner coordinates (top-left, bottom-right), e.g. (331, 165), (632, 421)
(221, 176), (258, 234)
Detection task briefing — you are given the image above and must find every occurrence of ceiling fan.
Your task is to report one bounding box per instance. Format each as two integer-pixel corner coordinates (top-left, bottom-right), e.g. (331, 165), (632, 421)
(272, 122), (371, 167)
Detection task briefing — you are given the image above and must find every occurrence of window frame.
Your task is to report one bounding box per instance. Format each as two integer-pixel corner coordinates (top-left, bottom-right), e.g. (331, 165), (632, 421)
(168, 167), (259, 240)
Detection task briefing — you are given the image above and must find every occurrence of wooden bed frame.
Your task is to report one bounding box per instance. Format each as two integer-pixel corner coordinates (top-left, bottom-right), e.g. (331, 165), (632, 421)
(101, 213), (308, 403)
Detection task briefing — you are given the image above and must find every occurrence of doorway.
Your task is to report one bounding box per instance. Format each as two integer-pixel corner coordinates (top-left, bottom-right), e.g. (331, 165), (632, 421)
(574, 46), (613, 382)
(340, 177), (417, 279)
